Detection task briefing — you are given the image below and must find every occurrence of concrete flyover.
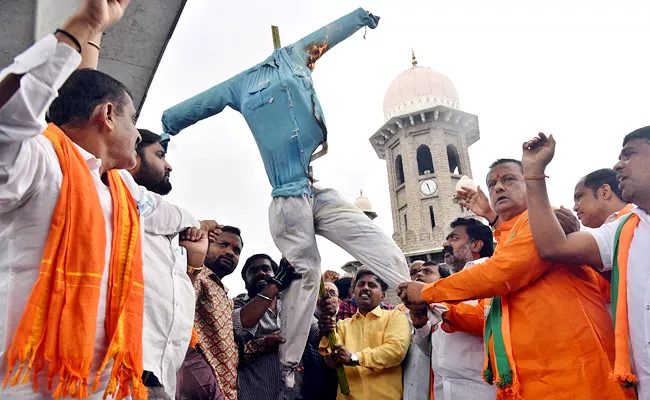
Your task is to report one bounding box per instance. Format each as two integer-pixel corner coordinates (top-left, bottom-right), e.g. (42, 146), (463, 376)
(1, 0), (187, 114)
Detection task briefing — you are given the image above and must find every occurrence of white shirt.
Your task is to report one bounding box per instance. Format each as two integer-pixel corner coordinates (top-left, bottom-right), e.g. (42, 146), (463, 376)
(0, 35), (197, 398)
(120, 171), (199, 398)
(413, 258), (496, 400)
(590, 207), (650, 399)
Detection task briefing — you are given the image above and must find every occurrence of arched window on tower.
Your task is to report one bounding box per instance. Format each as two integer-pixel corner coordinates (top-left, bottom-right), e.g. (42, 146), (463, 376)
(395, 155), (405, 185)
(447, 144), (462, 175)
(417, 145), (434, 175)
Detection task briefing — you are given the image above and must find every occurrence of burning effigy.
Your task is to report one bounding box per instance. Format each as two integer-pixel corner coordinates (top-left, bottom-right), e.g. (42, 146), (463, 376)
(161, 7), (410, 390)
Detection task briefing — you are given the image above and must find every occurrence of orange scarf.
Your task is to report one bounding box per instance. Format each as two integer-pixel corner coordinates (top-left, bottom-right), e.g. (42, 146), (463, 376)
(610, 212), (640, 388)
(189, 328), (200, 349)
(3, 124), (146, 399)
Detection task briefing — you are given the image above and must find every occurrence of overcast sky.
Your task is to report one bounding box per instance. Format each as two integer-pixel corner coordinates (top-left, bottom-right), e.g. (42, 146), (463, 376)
(137, 0), (650, 296)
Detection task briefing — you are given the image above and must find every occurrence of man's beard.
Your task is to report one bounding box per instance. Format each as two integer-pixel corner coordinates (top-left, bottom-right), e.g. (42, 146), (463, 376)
(444, 245), (473, 272)
(134, 157), (172, 195)
(205, 255), (236, 277)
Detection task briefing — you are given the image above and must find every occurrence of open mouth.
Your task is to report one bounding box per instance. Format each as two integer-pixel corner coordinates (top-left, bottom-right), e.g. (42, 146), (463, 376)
(358, 293), (370, 300)
(496, 196), (509, 204)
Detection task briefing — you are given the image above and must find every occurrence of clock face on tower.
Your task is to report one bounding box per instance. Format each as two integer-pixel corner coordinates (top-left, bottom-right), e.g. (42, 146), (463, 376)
(419, 179), (438, 196)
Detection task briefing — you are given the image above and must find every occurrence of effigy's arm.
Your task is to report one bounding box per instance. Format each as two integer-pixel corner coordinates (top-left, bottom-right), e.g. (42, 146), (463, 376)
(161, 74), (242, 136)
(289, 7), (379, 70)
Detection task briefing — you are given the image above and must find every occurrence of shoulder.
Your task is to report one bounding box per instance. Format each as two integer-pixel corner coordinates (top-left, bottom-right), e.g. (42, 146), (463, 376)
(233, 293), (249, 308)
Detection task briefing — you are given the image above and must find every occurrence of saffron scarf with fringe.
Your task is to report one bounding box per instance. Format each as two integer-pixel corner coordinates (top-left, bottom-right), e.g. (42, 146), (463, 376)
(3, 123), (146, 399)
(481, 216), (523, 399)
(610, 212), (640, 388)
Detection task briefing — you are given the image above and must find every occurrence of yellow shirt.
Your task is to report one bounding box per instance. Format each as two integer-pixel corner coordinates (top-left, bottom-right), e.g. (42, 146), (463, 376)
(319, 306), (411, 400)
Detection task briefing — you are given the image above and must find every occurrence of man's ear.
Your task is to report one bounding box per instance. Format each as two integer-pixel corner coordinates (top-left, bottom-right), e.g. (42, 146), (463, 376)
(380, 292), (386, 302)
(471, 239), (484, 254)
(91, 102), (115, 132)
(600, 184), (612, 201)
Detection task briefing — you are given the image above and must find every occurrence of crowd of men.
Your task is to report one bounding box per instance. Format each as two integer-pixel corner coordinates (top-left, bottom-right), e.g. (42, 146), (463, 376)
(1, 1), (649, 399)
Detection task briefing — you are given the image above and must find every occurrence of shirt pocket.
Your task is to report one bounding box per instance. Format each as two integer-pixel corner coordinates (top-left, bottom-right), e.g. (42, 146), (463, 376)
(246, 79), (273, 110)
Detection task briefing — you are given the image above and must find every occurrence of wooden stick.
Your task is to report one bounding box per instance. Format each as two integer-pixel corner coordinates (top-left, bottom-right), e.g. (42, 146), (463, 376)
(271, 25), (281, 49)
(319, 278), (350, 395)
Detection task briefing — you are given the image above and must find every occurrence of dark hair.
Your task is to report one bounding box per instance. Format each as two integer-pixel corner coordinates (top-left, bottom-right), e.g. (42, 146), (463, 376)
(220, 225), (243, 247)
(489, 158), (523, 172)
(582, 169), (624, 201)
(422, 261), (451, 279)
(48, 69), (132, 127)
(335, 277), (353, 299)
(355, 269), (388, 292)
(241, 254), (278, 280)
(137, 129), (163, 155)
(623, 126), (650, 146)
(450, 217), (495, 258)
(438, 264), (452, 279)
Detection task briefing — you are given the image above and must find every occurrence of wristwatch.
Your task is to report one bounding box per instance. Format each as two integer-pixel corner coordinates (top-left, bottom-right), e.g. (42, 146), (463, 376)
(187, 264), (204, 274)
(349, 352), (360, 366)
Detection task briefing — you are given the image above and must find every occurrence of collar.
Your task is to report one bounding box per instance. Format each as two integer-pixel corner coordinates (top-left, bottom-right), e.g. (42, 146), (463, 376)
(353, 305), (383, 319)
(465, 257), (489, 269)
(493, 210), (527, 244)
(73, 143), (102, 171)
(201, 269), (229, 292)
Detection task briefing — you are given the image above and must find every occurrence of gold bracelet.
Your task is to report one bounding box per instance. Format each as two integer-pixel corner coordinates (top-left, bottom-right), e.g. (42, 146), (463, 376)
(187, 264), (204, 274)
(87, 41), (101, 51)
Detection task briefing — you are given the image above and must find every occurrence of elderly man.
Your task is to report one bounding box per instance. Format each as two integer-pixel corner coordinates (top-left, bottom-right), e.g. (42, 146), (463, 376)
(523, 130), (650, 397)
(401, 260), (449, 400)
(398, 159), (634, 399)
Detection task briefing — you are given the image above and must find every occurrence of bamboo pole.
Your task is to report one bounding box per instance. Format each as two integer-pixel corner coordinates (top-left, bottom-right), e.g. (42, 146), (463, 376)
(320, 278), (350, 395)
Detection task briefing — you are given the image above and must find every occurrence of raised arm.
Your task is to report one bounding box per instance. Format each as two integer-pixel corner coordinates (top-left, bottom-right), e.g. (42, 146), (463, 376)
(161, 74), (243, 136)
(1, 0), (128, 201)
(288, 8), (379, 70)
(522, 133), (604, 268)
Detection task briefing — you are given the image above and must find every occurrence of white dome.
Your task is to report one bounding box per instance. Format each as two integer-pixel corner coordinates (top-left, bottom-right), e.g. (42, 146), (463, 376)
(354, 196), (373, 213)
(354, 193), (378, 220)
(383, 66), (460, 121)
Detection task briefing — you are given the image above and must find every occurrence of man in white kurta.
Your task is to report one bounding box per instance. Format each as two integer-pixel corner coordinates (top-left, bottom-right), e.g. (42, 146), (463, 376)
(411, 218), (496, 400)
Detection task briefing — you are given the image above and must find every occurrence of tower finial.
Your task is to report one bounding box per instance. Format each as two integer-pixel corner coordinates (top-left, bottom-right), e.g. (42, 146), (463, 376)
(360, 189), (363, 197)
(411, 48), (418, 68)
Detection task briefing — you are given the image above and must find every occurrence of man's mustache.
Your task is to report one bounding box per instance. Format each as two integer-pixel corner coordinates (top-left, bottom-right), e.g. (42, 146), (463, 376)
(443, 245), (453, 256)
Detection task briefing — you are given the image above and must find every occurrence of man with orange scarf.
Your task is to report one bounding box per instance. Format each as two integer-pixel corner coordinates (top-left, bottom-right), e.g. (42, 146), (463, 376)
(0, 1), (150, 398)
(521, 129), (650, 398)
(397, 158), (635, 399)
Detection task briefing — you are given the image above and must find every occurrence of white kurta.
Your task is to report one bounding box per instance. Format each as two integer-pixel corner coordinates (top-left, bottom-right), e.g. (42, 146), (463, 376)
(590, 207), (650, 399)
(0, 34), (197, 398)
(413, 258), (497, 400)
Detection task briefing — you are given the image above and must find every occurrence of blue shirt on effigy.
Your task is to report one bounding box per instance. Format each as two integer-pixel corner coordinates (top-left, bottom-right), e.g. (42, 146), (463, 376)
(161, 8), (379, 197)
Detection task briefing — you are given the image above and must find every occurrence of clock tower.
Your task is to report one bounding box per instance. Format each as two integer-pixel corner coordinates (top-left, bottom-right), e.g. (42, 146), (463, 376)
(369, 52), (480, 263)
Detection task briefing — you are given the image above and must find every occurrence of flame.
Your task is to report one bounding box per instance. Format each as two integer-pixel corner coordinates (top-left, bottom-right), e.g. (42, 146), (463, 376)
(307, 41), (329, 70)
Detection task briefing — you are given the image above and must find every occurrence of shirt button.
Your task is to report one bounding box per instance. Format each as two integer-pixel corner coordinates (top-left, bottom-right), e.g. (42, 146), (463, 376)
(269, 97), (274, 103)
(646, 305), (650, 310)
